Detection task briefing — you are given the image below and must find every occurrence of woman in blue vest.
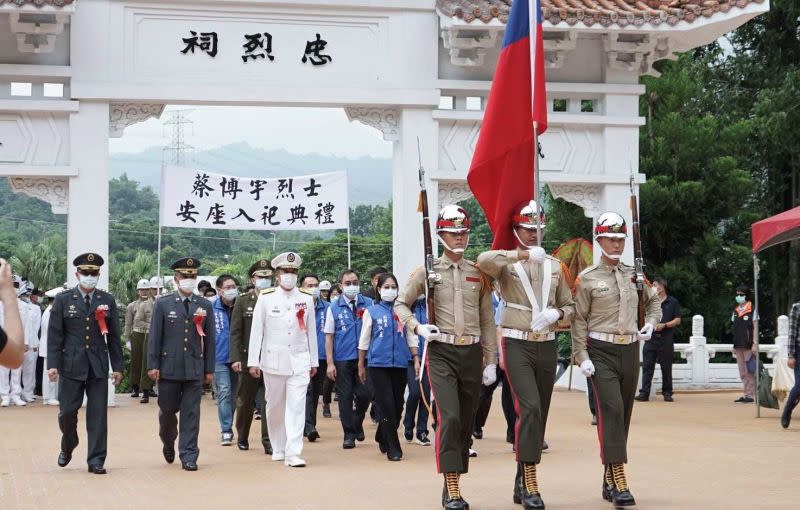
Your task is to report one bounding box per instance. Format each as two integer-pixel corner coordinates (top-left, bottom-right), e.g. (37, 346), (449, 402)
(358, 273), (419, 461)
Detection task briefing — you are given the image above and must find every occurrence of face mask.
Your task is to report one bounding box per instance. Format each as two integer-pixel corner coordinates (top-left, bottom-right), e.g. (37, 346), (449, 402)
(280, 273), (297, 290)
(311, 287), (321, 300)
(735, 295), (746, 304)
(437, 234), (468, 254)
(79, 275), (99, 289)
(254, 278), (271, 290)
(343, 284), (360, 299)
(222, 289), (238, 301)
(178, 278), (196, 292)
(380, 288), (398, 302)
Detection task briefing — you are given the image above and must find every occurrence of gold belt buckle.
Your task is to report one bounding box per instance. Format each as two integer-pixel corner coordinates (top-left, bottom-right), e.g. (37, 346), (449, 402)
(614, 335), (627, 344)
(454, 336), (469, 346)
(529, 332), (543, 341)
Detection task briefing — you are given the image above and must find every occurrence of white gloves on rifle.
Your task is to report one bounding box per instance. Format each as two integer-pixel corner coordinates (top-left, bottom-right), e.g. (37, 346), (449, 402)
(528, 247), (546, 264)
(531, 308), (560, 332)
(580, 359), (596, 377)
(482, 364), (497, 386)
(416, 324), (441, 342)
(637, 323), (654, 342)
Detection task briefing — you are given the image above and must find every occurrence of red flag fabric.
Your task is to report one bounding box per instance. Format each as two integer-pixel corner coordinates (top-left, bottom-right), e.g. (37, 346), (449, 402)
(468, 0), (548, 250)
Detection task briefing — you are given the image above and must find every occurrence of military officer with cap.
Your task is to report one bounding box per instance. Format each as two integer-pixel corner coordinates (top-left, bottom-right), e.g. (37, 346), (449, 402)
(230, 258), (272, 454)
(127, 279), (150, 399)
(248, 252), (318, 468)
(572, 212), (661, 508)
(477, 200), (575, 509)
(47, 253), (124, 474)
(147, 257), (215, 471)
(396, 205), (497, 510)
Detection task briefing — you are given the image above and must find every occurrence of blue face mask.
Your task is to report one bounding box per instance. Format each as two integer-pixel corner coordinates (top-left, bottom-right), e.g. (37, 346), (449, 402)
(735, 295), (746, 304)
(254, 278), (271, 290)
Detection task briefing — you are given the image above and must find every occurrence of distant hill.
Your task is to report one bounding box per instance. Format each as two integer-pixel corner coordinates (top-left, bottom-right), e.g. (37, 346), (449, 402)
(110, 142), (392, 205)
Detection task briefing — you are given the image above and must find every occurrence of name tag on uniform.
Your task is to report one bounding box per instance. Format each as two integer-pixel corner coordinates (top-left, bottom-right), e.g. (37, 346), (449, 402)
(465, 276), (480, 283)
(168, 311), (178, 318)
(596, 281), (609, 292)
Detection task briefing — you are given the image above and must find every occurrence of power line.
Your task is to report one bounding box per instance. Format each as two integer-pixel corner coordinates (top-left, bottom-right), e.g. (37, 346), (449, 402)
(162, 110), (195, 166)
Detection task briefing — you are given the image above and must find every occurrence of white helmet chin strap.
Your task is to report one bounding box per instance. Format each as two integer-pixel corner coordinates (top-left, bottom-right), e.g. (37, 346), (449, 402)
(513, 229), (542, 250)
(437, 234), (467, 254)
(599, 245), (622, 261)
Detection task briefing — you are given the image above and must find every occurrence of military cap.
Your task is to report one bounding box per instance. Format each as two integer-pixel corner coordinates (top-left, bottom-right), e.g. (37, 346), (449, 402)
(73, 252), (104, 271)
(319, 280), (332, 291)
(149, 276), (164, 289)
(136, 278), (150, 290)
(248, 259), (273, 277)
(170, 257), (201, 275)
(271, 251), (302, 270)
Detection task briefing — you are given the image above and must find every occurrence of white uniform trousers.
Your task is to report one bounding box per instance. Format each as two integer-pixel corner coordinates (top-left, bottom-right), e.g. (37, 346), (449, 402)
(41, 356), (58, 402)
(21, 349), (38, 400)
(264, 372), (310, 458)
(0, 366), (22, 399)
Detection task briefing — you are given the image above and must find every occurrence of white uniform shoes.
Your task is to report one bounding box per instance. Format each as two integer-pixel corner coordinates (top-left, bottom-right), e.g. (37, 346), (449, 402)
(285, 456), (306, 467)
(0, 398), (8, 407)
(10, 396), (26, 406)
(271, 452), (285, 462)
(45, 399), (60, 406)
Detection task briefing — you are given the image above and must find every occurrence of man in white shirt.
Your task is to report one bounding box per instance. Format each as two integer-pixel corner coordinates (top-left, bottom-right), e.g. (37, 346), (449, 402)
(0, 276), (30, 406)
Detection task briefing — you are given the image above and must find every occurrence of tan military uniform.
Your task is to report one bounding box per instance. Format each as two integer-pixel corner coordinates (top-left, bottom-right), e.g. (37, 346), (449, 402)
(395, 254), (496, 475)
(571, 260), (661, 464)
(125, 298), (147, 392)
(134, 298), (155, 391)
(477, 249), (575, 466)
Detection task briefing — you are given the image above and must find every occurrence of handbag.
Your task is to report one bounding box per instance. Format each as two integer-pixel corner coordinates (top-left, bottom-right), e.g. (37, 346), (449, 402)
(746, 354), (757, 374)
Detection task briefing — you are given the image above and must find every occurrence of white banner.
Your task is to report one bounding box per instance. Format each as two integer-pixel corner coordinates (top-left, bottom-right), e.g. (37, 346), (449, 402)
(159, 165), (348, 231)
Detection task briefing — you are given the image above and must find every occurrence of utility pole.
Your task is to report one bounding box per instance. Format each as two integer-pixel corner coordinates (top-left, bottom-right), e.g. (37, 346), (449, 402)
(162, 109), (195, 166)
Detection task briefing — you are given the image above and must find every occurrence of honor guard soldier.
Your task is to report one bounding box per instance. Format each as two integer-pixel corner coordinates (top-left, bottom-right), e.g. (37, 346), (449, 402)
(47, 253), (124, 474)
(395, 205), (497, 510)
(135, 280), (157, 403)
(248, 252), (318, 467)
(127, 279), (150, 400)
(571, 213), (661, 508)
(230, 259), (272, 454)
(476, 200), (575, 510)
(147, 257), (215, 471)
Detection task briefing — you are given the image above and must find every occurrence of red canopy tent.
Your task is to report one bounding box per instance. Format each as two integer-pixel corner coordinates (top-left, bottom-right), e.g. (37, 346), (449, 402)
(749, 206), (800, 416)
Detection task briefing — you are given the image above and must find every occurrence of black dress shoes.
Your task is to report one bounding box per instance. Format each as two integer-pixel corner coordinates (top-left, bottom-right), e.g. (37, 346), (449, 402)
(343, 437), (356, 449)
(663, 395), (674, 402)
(162, 444), (176, 464)
(355, 430), (365, 442)
(307, 429), (320, 442)
(57, 450), (72, 467)
(87, 464), (106, 475)
(181, 461), (198, 471)
(237, 440), (249, 451)
(611, 487), (636, 507)
(472, 428), (483, 439)
(263, 443), (273, 455)
(140, 394), (149, 404)
(634, 394), (648, 402)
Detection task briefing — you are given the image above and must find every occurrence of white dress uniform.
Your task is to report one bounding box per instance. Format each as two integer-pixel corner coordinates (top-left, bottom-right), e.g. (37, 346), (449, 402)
(247, 253), (318, 467)
(39, 304), (59, 404)
(21, 299), (41, 402)
(0, 298), (28, 405)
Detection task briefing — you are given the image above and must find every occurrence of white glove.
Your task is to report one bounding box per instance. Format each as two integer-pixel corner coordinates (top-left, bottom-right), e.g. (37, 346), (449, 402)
(528, 247), (546, 264)
(482, 364), (497, 386)
(637, 323), (654, 342)
(580, 359), (596, 377)
(416, 324), (441, 342)
(530, 308), (561, 332)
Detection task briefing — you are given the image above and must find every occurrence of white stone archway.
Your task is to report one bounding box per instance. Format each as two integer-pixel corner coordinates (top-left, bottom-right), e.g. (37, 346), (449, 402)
(0, 0), (769, 285)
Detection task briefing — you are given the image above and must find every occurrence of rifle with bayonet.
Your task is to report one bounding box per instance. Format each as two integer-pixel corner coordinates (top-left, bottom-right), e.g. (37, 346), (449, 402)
(417, 138), (437, 412)
(629, 174), (646, 329)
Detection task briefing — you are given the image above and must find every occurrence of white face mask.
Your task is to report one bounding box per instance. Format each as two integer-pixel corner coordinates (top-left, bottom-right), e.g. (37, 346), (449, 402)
(343, 284), (360, 299)
(79, 275), (99, 290)
(279, 273), (297, 290)
(254, 278), (271, 290)
(178, 278), (196, 292)
(222, 289), (238, 301)
(311, 287), (321, 300)
(380, 288), (398, 302)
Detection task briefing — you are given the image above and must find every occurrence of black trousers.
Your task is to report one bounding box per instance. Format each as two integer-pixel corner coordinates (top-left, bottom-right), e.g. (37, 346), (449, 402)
(640, 339), (674, 397)
(369, 366), (407, 457)
(158, 378), (203, 464)
(58, 375), (108, 466)
(334, 359), (370, 438)
(474, 367), (516, 438)
(235, 372), (269, 446)
(305, 359), (327, 434)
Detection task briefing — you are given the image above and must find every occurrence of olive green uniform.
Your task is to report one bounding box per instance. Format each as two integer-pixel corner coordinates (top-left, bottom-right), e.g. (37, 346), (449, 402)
(396, 254), (497, 474)
(134, 298), (155, 391)
(477, 250), (575, 464)
(229, 289), (270, 448)
(572, 261), (661, 464)
(125, 301), (139, 388)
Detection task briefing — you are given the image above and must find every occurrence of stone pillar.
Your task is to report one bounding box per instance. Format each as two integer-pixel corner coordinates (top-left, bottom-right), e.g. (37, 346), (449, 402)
(688, 315), (708, 385)
(392, 108), (437, 283)
(775, 315), (789, 358)
(67, 102), (110, 289)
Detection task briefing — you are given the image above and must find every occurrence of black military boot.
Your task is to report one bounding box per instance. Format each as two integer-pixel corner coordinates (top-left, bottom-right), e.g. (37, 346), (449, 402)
(513, 463), (523, 504)
(609, 463), (636, 507)
(518, 463), (545, 509)
(602, 464), (614, 502)
(441, 472), (469, 510)
(140, 392), (149, 404)
(130, 385), (139, 398)
(781, 396), (798, 429)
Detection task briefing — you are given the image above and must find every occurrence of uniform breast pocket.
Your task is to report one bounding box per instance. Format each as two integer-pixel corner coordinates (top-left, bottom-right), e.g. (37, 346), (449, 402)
(264, 348), (280, 371)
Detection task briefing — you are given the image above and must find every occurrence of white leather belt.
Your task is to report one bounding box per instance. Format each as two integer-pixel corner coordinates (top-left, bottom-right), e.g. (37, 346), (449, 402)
(501, 328), (555, 342)
(588, 332), (637, 345)
(437, 333), (481, 346)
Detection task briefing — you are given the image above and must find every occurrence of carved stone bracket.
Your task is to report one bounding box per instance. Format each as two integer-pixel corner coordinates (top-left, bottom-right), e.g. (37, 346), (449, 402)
(109, 103), (166, 138)
(8, 11), (72, 54)
(437, 180), (473, 205)
(604, 33), (673, 77)
(344, 107), (399, 142)
(548, 183), (601, 219)
(8, 176), (68, 214)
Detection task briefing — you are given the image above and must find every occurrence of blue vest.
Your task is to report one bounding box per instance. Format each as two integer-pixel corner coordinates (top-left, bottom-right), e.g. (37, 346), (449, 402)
(366, 301), (410, 368)
(314, 298), (330, 360)
(330, 294), (373, 361)
(409, 297), (428, 353)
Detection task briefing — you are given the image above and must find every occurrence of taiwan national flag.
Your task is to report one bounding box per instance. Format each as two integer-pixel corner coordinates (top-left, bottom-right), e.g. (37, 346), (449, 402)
(467, 0), (548, 250)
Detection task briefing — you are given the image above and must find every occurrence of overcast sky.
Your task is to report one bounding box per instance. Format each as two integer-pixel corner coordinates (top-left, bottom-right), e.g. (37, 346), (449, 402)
(109, 105), (393, 159)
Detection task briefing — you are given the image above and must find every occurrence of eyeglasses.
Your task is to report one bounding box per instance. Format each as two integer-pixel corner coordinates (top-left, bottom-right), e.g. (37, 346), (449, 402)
(79, 270), (99, 277)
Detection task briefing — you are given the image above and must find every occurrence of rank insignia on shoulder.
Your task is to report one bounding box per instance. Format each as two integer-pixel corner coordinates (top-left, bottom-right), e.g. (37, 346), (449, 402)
(299, 288), (312, 295)
(260, 288), (276, 295)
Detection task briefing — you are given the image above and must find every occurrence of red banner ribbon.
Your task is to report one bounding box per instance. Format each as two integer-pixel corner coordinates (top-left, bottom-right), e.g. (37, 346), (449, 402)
(94, 306), (109, 336)
(193, 313), (206, 337)
(297, 308), (306, 332)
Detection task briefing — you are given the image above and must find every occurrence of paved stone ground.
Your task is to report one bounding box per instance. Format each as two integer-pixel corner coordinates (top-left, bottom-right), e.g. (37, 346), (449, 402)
(0, 388), (795, 510)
